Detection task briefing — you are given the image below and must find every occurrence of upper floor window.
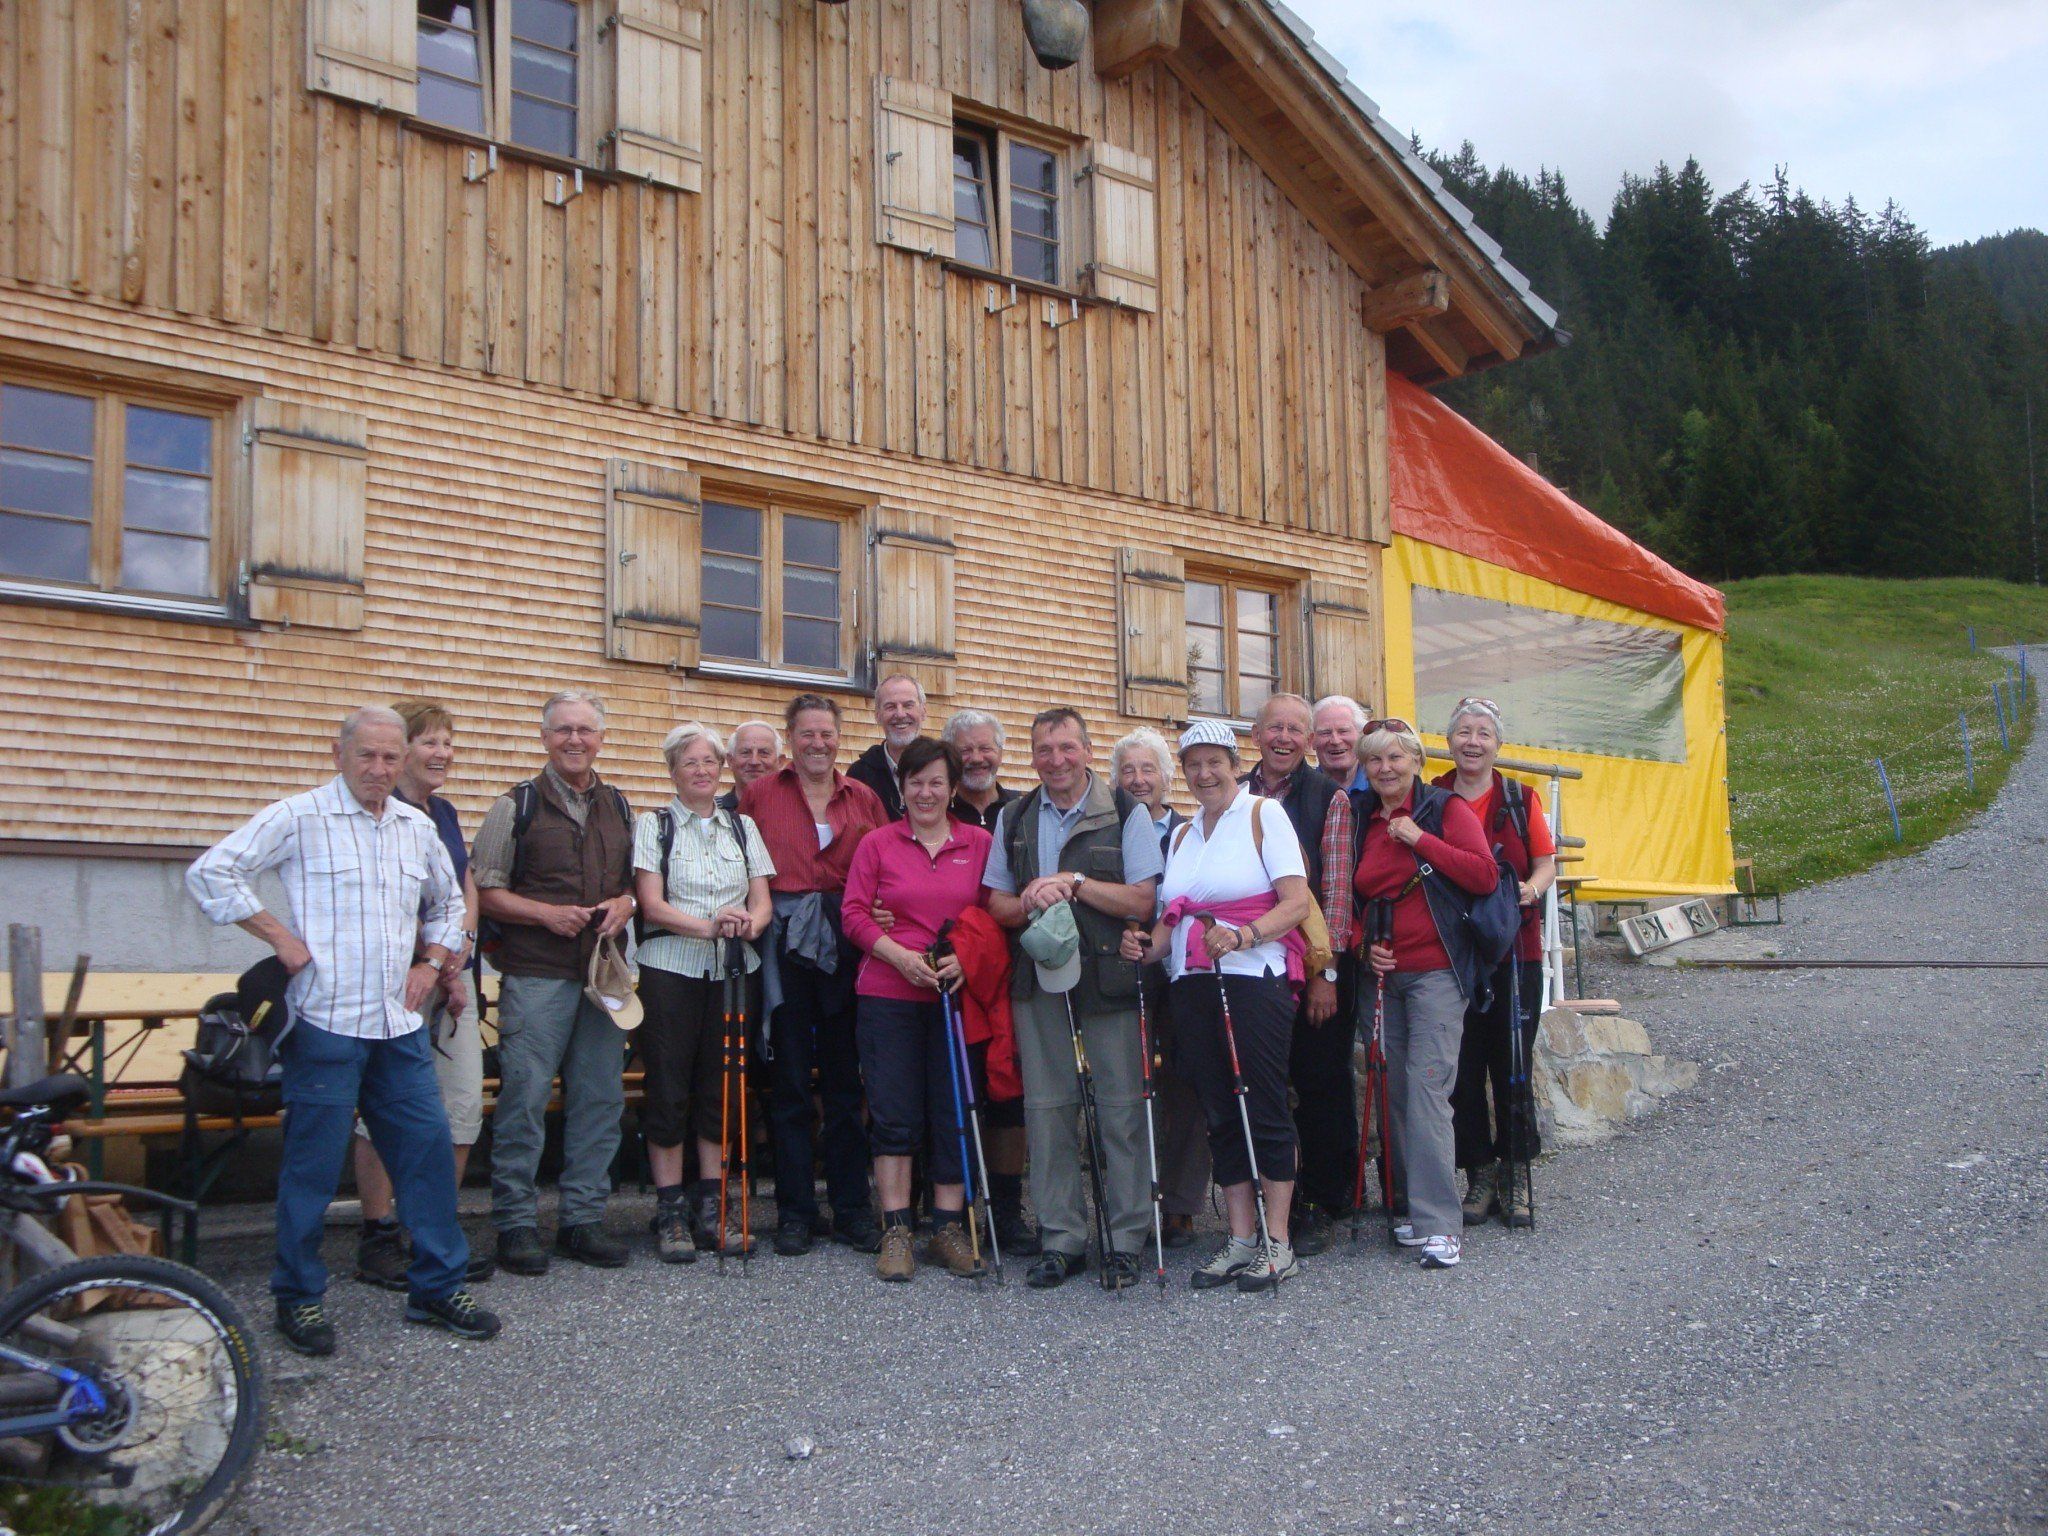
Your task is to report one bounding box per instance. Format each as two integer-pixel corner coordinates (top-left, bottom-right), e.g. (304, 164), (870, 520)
(416, 0), (583, 161)
(701, 496), (856, 678)
(0, 378), (223, 609)
(1187, 573), (1286, 721)
(952, 123), (1064, 286)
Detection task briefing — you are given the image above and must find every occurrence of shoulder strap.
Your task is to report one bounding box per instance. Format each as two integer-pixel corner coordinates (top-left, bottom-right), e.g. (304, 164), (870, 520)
(608, 783), (632, 827)
(1503, 777), (1530, 845)
(1111, 784), (1139, 823)
(1170, 820), (1195, 856)
(507, 779), (540, 889)
(1249, 794), (1265, 862)
(657, 806), (677, 873)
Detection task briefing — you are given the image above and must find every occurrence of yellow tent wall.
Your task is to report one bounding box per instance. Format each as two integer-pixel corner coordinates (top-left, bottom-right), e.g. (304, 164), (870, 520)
(1383, 533), (1734, 903)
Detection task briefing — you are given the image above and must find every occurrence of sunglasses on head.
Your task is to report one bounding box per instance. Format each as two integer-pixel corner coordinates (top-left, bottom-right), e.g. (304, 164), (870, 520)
(1454, 696), (1502, 717)
(1364, 717), (1414, 736)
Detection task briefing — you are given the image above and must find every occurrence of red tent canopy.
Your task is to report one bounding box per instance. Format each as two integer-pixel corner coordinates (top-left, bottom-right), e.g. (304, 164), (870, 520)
(1388, 376), (1726, 633)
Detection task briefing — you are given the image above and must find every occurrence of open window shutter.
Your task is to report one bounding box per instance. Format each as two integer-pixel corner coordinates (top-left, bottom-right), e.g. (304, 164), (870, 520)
(873, 76), (955, 258)
(606, 459), (702, 667)
(1118, 545), (1186, 720)
(1307, 580), (1378, 710)
(305, 0), (418, 114)
(1078, 142), (1159, 313)
(244, 400), (368, 631)
(870, 508), (956, 696)
(597, 0), (706, 193)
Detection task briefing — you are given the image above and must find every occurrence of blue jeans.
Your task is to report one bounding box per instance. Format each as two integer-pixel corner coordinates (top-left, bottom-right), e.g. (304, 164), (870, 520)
(273, 1023), (466, 1305)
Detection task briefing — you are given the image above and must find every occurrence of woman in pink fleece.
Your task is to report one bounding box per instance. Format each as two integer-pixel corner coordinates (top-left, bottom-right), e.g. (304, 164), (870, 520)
(841, 735), (993, 1282)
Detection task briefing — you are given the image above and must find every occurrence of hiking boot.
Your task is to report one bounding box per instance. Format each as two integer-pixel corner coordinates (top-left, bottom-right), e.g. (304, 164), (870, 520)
(925, 1221), (985, 1278)
(275, 1299), (336, 1357)
(1500, 1160), (1534, 1229)
(876, 1223), (916, 1283)
(1101, 1251), (1144, 1291)
(993, 1203), (1041, 1257)
(354, 1220), (410, 1291)
(1191, 1236), (1259, 1291)
(774, 1216), (814, 1256)
(1420, 1234), (1461, 1269)
(495, 1226), (550, 1277)
(695, 1191), (755, 1256)
(556, 1223), (630, 1269)
(1237, 1238), (1300, 1293)
(832, 1211), (883, 1254)
(656, 1198), (696, 1264)
(1461, 1164), (1499, 1226)
(466, 1250), (497, 1284)
(1292, 1205), (1334, 1257)
(1162, 1214), (1198, 1249)
(1024, 1249), (1086, 1289)
(404, 1288), (503, 1340)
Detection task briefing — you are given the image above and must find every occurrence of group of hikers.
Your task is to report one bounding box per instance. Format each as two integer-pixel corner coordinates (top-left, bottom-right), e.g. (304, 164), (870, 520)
(186, 677), (1555, 1357)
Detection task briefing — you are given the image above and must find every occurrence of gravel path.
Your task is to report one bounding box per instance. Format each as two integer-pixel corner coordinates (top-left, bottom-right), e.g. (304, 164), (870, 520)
(208, 712), (2047, 1536)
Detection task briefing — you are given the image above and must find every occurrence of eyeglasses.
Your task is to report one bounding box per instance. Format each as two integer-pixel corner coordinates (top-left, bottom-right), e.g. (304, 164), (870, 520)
(544, 725), (603, 740)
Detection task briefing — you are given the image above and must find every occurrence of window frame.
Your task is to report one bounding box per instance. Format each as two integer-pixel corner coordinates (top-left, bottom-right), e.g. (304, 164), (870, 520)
(695, 482), (863, 687)
(948, 114), (1072, 292)
(412, 0), (595, 168)
(1184, 567), (1299, 727)
(0, 358), (240, 623)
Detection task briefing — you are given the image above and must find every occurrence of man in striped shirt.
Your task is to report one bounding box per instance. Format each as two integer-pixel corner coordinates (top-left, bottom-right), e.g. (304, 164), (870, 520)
(187, 707), (501, 1357)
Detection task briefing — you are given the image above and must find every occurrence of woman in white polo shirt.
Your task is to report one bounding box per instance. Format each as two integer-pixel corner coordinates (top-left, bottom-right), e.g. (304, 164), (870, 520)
(1120, 719), (1313, 1292)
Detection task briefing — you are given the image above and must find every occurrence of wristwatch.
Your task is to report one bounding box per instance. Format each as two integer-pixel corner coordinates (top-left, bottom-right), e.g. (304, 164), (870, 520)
(1070, 872), (1087, 893)
(1319, 967), (1339, 983)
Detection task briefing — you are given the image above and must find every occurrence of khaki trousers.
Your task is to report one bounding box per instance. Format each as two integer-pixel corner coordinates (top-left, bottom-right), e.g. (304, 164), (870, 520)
(1013, 989), (1150, 1259)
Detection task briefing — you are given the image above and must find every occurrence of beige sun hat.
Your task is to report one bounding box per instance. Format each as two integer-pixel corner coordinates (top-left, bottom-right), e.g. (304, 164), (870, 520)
(584, 932), (643, 1031)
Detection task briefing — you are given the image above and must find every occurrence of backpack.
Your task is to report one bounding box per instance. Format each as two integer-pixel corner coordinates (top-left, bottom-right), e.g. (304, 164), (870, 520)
(180, 987), (292, 1120)
(1406, 789), (1522, 972)
(479, 776), (634, 956)
(634, 804), (748, 946)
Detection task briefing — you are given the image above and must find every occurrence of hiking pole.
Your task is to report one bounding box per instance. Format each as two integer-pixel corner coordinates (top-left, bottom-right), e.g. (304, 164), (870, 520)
(944, 987), (1003, 1282)
(1128, 921), (1168, 1296)
(927, 927), (988, 1283)
(1505, 956), (1535, 1233)
(1061, 991), (1119, 1295)
(1196, 915), (1274, 1300)
(716, 949), (735, 1277)
(729, 937), (753, 1274)
(1351, 899), (1396, 1244)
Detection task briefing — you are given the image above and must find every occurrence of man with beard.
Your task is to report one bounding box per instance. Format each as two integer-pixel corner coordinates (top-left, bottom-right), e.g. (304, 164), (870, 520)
(847, 674), (926, 821)
(941, 709), (1017, 832)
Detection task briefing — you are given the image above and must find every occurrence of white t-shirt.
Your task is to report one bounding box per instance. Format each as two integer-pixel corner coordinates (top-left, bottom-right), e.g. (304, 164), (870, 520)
(1157, 788), (1306, 982)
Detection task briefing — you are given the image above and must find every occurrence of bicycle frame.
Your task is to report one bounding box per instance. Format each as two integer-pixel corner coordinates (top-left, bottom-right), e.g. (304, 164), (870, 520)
(0, 1337), (110, 1440)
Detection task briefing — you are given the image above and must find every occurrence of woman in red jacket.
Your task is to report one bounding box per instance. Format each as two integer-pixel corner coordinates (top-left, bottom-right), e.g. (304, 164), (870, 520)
(1353, 717), (1499, 1269)
(841, 736), (993, 1284)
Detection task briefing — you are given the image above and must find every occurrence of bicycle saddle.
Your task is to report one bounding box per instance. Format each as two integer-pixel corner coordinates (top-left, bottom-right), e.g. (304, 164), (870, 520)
(0, 1074), (91, 1112)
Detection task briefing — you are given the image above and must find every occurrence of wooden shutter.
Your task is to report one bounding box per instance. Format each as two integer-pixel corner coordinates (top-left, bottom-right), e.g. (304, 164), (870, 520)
(1307, 579), (1379, 712)
(244, 400), (369, 631)
(606, 459), (702, 668)
(1078, 142), (1159, 313)
(1117, 545), (1186, 720)
(305, 0), (418, 114)
(597, 0), (706, 193)
(873, 76), (955, 258)
(870, 507), (956, 695)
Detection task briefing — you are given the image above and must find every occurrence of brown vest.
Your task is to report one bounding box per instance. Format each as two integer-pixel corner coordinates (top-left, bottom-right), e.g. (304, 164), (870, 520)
(495, 772), (634, 980)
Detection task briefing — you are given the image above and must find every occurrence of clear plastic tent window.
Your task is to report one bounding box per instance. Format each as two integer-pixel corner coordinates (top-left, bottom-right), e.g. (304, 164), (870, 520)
(1411, 587), (1688, 763)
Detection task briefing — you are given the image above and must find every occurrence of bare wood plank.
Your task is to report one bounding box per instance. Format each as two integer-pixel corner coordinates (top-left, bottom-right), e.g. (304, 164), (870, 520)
(399, 127), (445, 361)
(274, 0), (317, 336)
(1179, 86), (1215, 513)
(1360, 267), (1450, 332)
(782, 0), (820, 437)
(17, 0), (73, 286)
(814, 0), (852, 442)
(751, 0), (784, 428)
(73, 0), (123, 298)
(848, 0), (884, 446)
(1156, 72), (1191, 510)
(172, 0), (223, 317)
(0, 0), (18, 282)
(448, 145), (487, 371)
(565, 180), (602, 394)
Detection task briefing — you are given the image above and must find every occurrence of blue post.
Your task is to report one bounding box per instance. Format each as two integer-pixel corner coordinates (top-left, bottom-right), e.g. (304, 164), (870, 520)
(1994, 685), (2011, 751)
(2022, 645), (2030, 701)
(1962, 712), (1974, 791)
(1874, 759), (1903, 843)
(1967, 623), (1976, 652)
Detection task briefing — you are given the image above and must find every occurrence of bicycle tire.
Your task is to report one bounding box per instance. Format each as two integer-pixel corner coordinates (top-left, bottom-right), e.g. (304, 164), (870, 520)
(0, 1253), (267, 1536)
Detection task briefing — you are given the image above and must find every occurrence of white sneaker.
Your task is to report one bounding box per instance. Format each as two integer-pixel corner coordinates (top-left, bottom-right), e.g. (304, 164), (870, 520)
(1191, 1237), (1258, 1291)
(1392, 1222), (1426, 1247)
(1420, 1234), (1461, 1268)
(1236, 1239), (1300, 1293)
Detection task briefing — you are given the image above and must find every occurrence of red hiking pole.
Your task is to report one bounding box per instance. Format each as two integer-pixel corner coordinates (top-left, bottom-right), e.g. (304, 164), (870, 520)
(1351, 898), (1396, 1244)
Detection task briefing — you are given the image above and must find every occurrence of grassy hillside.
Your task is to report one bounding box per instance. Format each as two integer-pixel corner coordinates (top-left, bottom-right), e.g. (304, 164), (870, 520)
(1725, 576), (2047, 888)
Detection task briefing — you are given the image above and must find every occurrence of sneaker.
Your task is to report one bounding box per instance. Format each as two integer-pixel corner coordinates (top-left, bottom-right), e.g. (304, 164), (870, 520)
(1292, 1205), (1334, 1257)
(1461, 1164), (1499, 1226)
(1500, 1160), (1534, 1229)
(876, 1223), (916, 1283)
(1191, 1236), (1259, 1291)
(656, 1198), (696, 1264)
(275, 1299), (336, 1357)
(832, 1211), (883, 1254)
(993, 1202), (1042, 1257)
(495, 1226), (550, 1277)
(1420, 1234), (1461, 1269)
(555, 1223), (630, 1269)
(1392, 1222), (1426, 1247)
(1101, 1251), (1144, 1290)
(1162, 1214), (1198, 1250)
(404, 1288), (503, 1340)
(1024, 1249), (1086, 1289)
(465, 1250), (497, 1284)
(774, 1216), (814, 1257)
(1237, 1238), (1300, 1292)
(924, 1221), (986, 1278)
(354, 1221), (410, 1291)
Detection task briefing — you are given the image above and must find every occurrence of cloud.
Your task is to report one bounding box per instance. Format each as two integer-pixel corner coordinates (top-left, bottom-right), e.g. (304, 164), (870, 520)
(1281, 0), (2048, 243)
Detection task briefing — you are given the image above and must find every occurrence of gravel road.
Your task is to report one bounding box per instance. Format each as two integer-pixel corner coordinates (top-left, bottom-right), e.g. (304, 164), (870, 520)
(209, 716), (2047, 1536)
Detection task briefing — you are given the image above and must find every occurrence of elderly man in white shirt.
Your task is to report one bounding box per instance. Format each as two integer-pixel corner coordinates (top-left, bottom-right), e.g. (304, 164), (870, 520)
(187, 707), (501, 1358)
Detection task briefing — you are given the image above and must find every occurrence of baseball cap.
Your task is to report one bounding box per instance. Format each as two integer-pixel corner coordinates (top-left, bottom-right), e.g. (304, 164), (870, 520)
(1019, 900), (1083, 994)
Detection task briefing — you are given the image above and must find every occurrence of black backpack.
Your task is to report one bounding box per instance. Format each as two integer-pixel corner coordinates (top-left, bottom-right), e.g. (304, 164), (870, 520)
(1399, 786), (1523, 990)
(180, 959), (296, 1119)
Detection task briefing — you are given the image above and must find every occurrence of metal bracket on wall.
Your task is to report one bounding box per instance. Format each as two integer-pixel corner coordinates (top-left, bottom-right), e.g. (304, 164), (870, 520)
(985, 282), (1021, 315)
(464, 144), (498, 183)
(1044, 297), (1082, 329)
(545, 168), (585, 207)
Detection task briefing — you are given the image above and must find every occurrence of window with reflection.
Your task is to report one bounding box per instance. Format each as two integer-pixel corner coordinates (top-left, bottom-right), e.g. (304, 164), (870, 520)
(0, 378), (220, 607)
(949, 119), (1065, 286)
(701, 495), (851, 676)
(1186, 574), (1288, 720)
(415, 0), (581, 159)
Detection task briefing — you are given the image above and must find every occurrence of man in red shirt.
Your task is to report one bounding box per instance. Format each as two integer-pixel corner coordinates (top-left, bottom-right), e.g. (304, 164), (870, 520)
(739, 693), (889, 1257)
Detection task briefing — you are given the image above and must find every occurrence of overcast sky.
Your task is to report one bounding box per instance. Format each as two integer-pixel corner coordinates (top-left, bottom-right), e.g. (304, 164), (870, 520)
(1283, 0), (2048, 248)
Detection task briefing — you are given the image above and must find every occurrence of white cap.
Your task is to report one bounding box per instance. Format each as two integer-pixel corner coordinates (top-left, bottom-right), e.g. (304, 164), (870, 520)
(1177, 718), (1240, 759)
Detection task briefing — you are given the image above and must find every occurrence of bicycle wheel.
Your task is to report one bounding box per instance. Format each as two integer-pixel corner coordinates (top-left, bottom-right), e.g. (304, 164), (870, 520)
(0, 1254), (266, 1536)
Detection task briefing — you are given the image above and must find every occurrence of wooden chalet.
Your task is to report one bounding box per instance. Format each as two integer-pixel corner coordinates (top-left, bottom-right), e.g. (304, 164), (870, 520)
(0, 0), (1557, 967)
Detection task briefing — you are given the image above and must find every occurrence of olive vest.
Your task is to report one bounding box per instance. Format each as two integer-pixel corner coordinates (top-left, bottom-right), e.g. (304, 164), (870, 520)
(494, 772), (634, 981)
(1000, 774), (1143, 1014)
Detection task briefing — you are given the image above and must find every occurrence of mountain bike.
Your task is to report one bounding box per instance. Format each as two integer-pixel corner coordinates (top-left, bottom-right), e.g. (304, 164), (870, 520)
(0, 1072), (265, 1535)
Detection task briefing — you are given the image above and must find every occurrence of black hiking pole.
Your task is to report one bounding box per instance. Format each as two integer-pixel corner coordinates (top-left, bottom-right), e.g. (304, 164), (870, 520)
(1061, 991), (1120, 1295)
(1504, 956), (1535, 1232)
(1129, 922), (1168, 1295)
(1196, 915), (1275, 1300)
(1351, 899), (1396, 1245)
(731, 937), (754, 1273)
(716, 947), (736, 1276)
